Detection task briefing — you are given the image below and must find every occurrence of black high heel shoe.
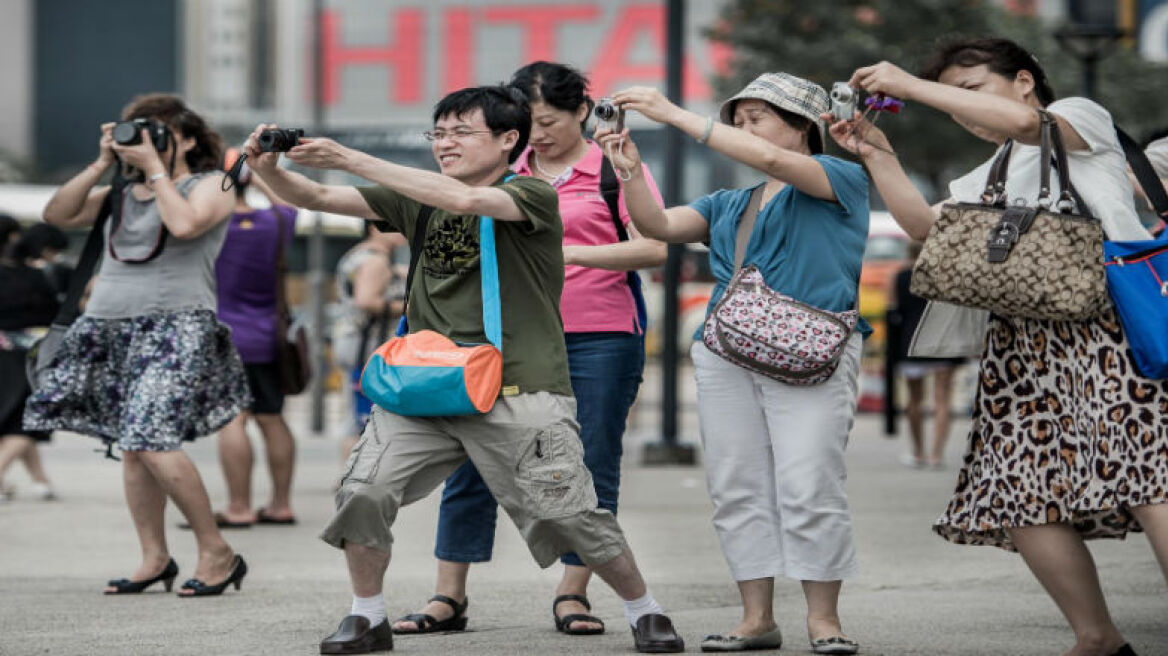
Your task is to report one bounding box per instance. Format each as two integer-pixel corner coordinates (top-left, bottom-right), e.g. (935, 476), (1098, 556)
(1111, 644), (1137, 656)
(177, 554), (247, 598)
(104, 558), (179, 594)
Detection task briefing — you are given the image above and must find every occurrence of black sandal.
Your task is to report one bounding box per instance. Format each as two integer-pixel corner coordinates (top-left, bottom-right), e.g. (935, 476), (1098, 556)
(104, 558), (179, 594)
(553, 594), (606, 635)
(176, 555), (247, 597)
(392, 594), (469, 634)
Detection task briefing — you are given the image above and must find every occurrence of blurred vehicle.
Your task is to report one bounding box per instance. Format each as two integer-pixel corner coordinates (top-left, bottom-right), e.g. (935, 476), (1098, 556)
(856, 211), (910, 412)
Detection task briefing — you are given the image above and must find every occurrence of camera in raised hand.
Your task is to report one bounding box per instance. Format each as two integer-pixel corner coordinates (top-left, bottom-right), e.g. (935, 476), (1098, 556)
(258, 128), (305, 153)
(112, 118), (170, 151)
(829, 83), (857, 122)
(593, 98), (625, 133)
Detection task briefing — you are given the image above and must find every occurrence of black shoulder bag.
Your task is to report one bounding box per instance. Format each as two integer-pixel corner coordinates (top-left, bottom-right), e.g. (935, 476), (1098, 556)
(26, 181), (126, 389)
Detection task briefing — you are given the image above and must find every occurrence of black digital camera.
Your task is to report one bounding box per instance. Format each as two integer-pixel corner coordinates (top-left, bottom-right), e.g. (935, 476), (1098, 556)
(258, 128), (305, 152)
(112, 118), (170, 151)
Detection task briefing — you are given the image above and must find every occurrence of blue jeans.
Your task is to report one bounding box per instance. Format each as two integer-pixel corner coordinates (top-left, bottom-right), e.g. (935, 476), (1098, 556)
(434, 332), (645, 566)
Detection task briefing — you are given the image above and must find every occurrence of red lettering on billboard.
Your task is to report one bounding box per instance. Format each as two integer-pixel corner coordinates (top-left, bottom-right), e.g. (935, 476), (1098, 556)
(484, 5), (600, 62)
(444, 8), (475, 93)
(587, 4), (711, 100)
(321, 9), (424, 105)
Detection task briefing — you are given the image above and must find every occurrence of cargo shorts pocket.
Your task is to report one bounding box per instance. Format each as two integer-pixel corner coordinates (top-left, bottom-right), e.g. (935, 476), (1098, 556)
(515, 426), (595, 520)
(341, 417), (392, 485)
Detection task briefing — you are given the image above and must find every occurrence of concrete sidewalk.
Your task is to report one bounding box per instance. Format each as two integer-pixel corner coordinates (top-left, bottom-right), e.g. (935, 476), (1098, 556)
(1, 391), (1165, 656)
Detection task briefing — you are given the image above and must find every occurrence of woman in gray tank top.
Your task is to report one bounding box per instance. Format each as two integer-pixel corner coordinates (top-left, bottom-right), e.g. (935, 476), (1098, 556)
(25, 94), (250, 598)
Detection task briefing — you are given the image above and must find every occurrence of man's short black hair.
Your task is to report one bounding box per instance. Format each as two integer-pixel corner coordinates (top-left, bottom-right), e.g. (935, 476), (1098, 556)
(432, 85), (530, 163)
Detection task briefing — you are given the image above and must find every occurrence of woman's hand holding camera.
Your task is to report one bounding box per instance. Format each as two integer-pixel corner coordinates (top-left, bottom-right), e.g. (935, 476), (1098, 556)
(822, 111), (895, 162)
(94, 123), (117, 172)
(610, 86), (682, 126)
(594, 126), (643, 181)
(848, 61), (921, 102)
(110, 129), (165, 177)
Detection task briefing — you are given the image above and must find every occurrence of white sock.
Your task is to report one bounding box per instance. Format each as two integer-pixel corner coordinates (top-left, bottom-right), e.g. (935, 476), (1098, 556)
(351, 594), (387, 625)
(622, 591), (665, 627)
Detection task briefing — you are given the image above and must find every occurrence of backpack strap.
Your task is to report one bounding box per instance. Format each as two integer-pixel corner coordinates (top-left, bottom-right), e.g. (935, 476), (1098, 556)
(599, 155), (629, 242)
(599, 150), (649, 334)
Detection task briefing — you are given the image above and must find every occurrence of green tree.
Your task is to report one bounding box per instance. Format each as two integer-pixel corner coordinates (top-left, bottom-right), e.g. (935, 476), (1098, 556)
(708, 0), (1168, 198)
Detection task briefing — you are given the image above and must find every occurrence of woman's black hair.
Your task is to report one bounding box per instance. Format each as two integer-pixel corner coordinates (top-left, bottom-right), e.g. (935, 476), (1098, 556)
(432, 85), (531, 163)
(920, 37), (1056, 106)
(726, 100), (824, 155)
(510, 61), (592, 131)
(121, 93), (225, 173)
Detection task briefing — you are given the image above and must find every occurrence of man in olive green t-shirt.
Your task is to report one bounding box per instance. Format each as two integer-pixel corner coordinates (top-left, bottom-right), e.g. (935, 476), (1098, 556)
(244, 85), (684, 655)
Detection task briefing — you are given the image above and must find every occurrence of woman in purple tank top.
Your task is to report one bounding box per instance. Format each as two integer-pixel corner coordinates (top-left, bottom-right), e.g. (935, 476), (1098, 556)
(211, 149), (300, 528)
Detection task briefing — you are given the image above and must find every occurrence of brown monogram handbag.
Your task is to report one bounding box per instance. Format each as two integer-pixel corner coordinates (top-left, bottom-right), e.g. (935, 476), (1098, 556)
(910, 110), (1107, 321)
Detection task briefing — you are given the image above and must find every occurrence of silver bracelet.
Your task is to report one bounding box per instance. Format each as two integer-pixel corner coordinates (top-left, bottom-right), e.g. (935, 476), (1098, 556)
(697, 116), (715, 144)
(146, 172), (167, 187)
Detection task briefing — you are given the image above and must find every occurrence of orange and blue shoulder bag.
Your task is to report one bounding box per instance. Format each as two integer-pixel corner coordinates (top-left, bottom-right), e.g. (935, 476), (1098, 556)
(359, 197), (506, 417)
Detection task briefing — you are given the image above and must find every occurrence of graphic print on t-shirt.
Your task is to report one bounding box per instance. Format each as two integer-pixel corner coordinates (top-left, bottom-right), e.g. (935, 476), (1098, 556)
(423, 216), (480, 277)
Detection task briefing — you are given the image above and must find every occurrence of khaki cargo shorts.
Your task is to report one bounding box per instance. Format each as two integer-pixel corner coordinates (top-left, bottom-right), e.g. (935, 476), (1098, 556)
(320, 392), (628, 568)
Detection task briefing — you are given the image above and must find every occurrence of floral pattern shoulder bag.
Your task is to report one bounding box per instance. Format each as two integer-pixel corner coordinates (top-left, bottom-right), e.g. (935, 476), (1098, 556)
(701, 185), (858, 385)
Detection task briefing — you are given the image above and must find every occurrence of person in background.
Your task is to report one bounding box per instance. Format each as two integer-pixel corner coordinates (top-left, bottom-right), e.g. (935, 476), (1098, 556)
(20, 223), (73, 303)
(886, 241), (963, 470)
(207, 148), (299, 527)
(0, 225), (59, 502)
(332, 222), (406, 464)
(0, 214), (20, 258)
(1132, 135), (1167, 233)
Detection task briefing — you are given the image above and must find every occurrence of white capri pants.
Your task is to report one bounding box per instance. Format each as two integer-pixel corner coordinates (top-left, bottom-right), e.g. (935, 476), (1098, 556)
(691, 334), (862, 582)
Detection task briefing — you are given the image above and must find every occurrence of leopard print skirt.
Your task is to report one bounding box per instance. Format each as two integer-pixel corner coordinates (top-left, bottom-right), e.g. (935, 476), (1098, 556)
(934, 307), (1168, 550)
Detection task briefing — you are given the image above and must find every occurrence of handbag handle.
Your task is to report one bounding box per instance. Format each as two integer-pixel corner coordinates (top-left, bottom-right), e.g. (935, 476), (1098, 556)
(1038, 109), (1091, 216)
(981, 139), (1015, 205)
(982, 110), (1091, 217)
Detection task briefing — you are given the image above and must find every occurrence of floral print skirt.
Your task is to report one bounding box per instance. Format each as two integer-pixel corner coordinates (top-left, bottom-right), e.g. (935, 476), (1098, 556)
(934, 307), (1168, 550)
(23, 309), (250, 453)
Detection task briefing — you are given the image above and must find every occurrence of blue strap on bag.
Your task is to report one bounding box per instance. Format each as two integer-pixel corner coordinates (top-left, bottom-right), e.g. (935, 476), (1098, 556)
(1103, 128), (1168, 379)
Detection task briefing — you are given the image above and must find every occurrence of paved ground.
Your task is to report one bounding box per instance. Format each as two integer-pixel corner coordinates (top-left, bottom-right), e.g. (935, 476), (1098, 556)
(1, 372), (1165, 656)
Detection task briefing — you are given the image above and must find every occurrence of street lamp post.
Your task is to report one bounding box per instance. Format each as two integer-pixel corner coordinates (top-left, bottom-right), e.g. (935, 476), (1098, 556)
(1054, 1), (1126, 99)
(641, 0), (696, 466)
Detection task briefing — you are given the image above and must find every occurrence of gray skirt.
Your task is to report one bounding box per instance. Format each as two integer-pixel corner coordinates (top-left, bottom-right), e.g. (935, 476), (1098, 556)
(23, 309), (250, 453)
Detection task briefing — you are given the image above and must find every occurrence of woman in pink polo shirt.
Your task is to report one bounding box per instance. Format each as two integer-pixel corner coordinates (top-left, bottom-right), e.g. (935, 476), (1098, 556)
(391, 62), (667, 637)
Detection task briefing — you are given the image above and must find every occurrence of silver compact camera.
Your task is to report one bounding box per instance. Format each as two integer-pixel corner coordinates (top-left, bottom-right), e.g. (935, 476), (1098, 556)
(830, 83), (857, 121)
(593, 97), (625, 132)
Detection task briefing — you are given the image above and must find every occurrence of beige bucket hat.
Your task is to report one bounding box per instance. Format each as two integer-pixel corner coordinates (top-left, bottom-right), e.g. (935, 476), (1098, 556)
(719, 72), (829, 146)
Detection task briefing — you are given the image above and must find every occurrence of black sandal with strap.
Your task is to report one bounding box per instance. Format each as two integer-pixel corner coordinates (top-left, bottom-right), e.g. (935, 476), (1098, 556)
(553, 594), (606, 636)
(392, 594), (469, 634)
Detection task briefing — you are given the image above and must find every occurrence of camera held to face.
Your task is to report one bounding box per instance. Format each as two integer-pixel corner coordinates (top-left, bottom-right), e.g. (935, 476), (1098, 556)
(113, 118), (171, 152)
(258, 128), (305, 153)
(830, 83), (858, 122)
(593, 98), (625, 133)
